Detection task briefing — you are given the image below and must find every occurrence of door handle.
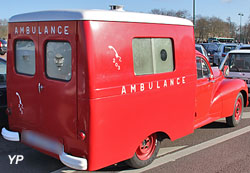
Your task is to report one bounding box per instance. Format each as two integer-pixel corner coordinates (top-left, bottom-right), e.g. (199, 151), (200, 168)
(38, 83), (44, 93)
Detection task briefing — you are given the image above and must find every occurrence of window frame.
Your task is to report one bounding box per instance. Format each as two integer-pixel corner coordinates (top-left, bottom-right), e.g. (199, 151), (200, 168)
(44, 40), (72, 82)
(132, 37), (175, 76)
(14, 39), (36, 76)
(196, 56), (211, 79)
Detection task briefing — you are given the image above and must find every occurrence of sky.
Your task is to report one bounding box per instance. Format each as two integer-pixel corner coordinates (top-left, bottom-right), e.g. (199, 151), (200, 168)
(1, 0), (250, 25)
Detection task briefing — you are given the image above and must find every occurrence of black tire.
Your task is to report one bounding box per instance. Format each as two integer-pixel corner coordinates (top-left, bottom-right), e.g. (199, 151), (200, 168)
(125, 134), (160, 169)
(226, 93), (244, 127)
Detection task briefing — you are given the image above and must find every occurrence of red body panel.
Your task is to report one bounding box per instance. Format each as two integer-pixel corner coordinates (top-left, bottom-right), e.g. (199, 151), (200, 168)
(194, 52), (248, 129)
(6, 20), (248, 171)
(84, 21), (196, 170)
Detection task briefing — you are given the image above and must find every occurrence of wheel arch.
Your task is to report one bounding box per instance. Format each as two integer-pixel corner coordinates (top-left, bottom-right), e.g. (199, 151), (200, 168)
(156, 131), (171, 142)
(240, 90), (248, 107)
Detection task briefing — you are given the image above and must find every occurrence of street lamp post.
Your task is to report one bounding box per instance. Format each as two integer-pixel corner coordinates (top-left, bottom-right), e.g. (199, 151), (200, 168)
(193, 0), (196, 27)
(238, 13), (244, 43)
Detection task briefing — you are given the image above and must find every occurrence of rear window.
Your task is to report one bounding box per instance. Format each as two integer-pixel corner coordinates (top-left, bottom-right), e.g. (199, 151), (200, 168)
(226, 53), (250, 73)
(15, 40), (36, 75)
(46, 41), (72, 81)
(132, 38), (174, 75)
(223, 46), (236, 53)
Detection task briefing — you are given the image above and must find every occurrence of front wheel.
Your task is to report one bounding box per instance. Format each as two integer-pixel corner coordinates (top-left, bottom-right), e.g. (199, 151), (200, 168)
(226, 92), (244, 127)
(125, 134), (160, 169)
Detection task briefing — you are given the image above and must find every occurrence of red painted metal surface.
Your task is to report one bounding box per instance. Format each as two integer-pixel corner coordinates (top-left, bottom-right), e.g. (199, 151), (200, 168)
(136, 134), (157, 160)
(235, 97), (242, 121)
(6, 19), (248, 171)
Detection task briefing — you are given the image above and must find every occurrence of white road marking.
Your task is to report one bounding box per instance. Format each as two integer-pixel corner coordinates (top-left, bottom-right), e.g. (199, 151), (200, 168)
(157, 146), (187, 157)
(120, 125), (250, 173)
(243, 112), (250, 119)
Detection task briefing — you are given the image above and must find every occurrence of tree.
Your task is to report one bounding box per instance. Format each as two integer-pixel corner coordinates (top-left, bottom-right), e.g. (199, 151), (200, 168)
(151, 9), (191, 19)
(0, 19), (8, 39)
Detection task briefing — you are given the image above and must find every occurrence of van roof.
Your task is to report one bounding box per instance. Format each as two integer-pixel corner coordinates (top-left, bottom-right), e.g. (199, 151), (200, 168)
(229, 50), (250, 54)
(9, 9), (193, 26)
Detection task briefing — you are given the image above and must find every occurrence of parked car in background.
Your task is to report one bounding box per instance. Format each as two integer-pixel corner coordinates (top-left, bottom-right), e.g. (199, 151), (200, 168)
(214, 43), (237, 66)
(201, 43), (219, 65)
(236, 44), (250, 50)
(195, 44), (209, 61)
(220, 50), (250, 95)
(0, 58), (7, 129)
(0, 39), (7, 55)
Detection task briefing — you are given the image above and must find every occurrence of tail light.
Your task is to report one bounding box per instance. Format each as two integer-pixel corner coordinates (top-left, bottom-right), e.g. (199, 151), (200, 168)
(79, 131), (86, 141)
(222, 54), (226, 57)
(0, 42), (2, 47)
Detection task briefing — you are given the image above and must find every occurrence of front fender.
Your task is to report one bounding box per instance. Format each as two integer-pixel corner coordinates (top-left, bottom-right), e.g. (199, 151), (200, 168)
(210, 79), (248, 117)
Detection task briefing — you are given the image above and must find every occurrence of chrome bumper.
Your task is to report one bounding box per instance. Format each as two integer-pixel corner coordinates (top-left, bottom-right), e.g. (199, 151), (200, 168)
(1, 128), (20, 141)
(1, 128), (87, 170)
(59, 151), (87, 170)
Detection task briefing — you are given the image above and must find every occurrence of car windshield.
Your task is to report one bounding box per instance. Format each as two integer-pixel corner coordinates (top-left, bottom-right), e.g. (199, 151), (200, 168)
(0, 59), (6, 83)
(226, 53), (250, 72)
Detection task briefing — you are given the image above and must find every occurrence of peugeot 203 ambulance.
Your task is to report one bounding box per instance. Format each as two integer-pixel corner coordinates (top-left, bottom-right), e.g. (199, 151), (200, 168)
(1, 8), (248, 171)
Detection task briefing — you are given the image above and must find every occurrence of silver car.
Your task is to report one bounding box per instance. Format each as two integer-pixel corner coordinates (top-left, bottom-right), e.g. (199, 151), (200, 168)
(220, 49), (250, 93)
(214, 43), (237, 66)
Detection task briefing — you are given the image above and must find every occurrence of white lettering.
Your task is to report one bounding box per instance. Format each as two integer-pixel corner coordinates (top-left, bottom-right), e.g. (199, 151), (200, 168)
(44, 26), (48, 34)
(157, 81), (160, 89)
(121, 86), (126, 95)
(170, 79), (174, 86)
(149, 82), (153, 90)
(58, 26), (62, 34)
(120, 76), (187, 95)
(15, 155), (24, 164)
(177, 78), (180, 85)
(32, 26), (36, 34)
(164, 80), (168, 87)
(140, 83), (145, 92)
(131, 84), (136, 93)
(38, 26), (42, 35)
(15, 27), (18, 34)
(51, 26), (56, 34)
(64, 26), (69, 35)
(14, 25), (70, 35)
(26, 27), (30, 35)
(8, 155), (16, 164)
(182, 77), (186, 84)
(20, 27), (24, 34)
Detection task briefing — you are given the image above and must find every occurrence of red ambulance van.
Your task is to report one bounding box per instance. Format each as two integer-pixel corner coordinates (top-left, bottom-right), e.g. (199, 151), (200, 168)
(1, 9), (248, 171)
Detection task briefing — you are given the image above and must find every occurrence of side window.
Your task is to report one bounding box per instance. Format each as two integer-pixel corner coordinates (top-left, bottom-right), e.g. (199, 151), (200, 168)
(133, 38), (174, 75)
(46, 41), (72, 81)
(196, 57), (211, 79)
(15, 40), (36, 75)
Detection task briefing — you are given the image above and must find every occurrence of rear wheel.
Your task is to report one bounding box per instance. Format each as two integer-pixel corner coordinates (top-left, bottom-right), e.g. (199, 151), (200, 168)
(125, 134), (160, 169)
(226, 93), (244, 127)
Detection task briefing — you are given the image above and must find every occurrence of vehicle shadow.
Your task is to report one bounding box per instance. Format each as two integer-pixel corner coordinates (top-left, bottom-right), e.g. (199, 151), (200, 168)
(201, 121), (228, 129)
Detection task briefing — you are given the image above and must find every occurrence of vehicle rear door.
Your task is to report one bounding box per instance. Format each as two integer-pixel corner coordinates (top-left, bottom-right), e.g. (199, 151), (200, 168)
(8, 22), (40, 128)
(8, 21), (78, 140)
(38, 21), (78, 139)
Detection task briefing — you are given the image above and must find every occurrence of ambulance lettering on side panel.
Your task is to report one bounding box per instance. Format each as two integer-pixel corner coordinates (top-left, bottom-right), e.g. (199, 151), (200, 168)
(16, 92), (24, 115)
